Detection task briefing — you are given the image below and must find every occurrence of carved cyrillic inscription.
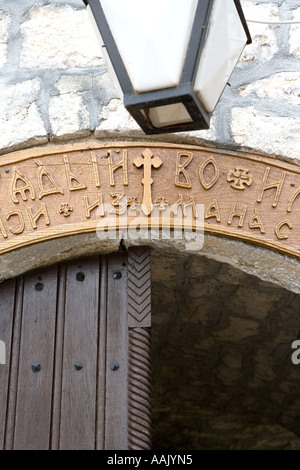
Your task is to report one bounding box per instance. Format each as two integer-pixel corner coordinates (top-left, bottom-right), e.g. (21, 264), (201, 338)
(257, 167), (286, 208)
(27, 204), (50, 229)
(0, 142), (300, 259)
(11, 170), (36, 203)
(175, 152), (193, 188)
(199, 158), (219, 190)
(249, 209), (265, 234)
(107, 149), (128, 187)
(63, 155), (87, 191)
(36, 161), (64, 199)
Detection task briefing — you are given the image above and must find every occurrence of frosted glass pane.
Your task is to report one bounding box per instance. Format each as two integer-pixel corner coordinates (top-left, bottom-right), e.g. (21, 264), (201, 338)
(87, 5), (124, 98)
(99, 0), (198, 93)
(148, 103), (193, 128)
(194, 0), (247, 112)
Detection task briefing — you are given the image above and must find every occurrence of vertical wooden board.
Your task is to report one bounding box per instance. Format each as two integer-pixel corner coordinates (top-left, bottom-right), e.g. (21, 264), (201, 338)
(13, 266), (58, 450)
(105, 252), (128, 450)
(0, 279), (16, 449)
(96, 255), (108, 450)
(4, 278), (23, 450)
(50, 263), (66, 450)
(59, 256), (100, 450)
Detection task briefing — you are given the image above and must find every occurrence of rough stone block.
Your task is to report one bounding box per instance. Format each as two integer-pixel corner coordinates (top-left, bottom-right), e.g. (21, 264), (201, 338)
(239, 72), (300, 105)
(49, 92), (90, 137)
(0, 78), (46, 150)
(0, 11), (10, 68)
(239, 2), (279, 64)
(20, 5), (103, 69)
(290, 7), (300, 58)
(231, 106), (300, 163)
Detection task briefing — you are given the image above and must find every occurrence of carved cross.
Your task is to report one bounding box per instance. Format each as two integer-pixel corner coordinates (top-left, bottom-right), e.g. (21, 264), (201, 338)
(59, 203), (73, 217)
(133, 149), (162, 215)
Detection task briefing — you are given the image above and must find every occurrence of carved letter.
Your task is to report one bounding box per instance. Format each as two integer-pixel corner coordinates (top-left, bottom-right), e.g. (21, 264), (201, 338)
(63, 155), (87, 191)
(36, 161), (64, 199)
(108, 150), (128, 187)
(175, 152), (193, 188)
(27, 204), (50, 229)
(257, 167), (286, 208)
(248, 209), (265, 234)
(227, 203), (247, 227)
(0, 216), (7, 239)
(275, 220), (293, 240)
(91, 152), (101, 188)
(110, 193), (126, 215)
(199, 158), (219, 190)
(83, 195), (105, 218)
(173, 195), (198, 218)
(6, 211), (25, 235)
(287, 188), (300, 213)
(205, 199), (221, 223)
(11, 170), (35, 203)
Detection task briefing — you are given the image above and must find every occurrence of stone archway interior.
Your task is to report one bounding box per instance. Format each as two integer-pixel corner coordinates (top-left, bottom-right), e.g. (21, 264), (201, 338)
(151, 251), (300, 450)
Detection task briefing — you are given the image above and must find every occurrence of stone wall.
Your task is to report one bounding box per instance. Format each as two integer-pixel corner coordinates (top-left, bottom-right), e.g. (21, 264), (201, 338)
(0, 0), (299, 162)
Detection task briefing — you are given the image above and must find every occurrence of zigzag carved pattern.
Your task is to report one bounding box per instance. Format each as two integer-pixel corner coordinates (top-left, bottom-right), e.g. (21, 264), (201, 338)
(128, 327), (152, 450)
(128, 247), (151, 327)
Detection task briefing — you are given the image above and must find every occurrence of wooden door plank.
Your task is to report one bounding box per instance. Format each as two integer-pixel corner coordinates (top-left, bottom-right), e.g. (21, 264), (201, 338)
(59, 256), (100, 450)
(0, 279), (16, 449)
(13, 266), (58, 450)
(50, 263), (66, 450)
(105, 252), (128, 450)
(4, 278), (23, 450)
(96, 255), (108, 450)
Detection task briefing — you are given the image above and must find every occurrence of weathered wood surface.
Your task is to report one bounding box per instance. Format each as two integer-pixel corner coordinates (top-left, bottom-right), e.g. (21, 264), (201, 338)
(128, 247), (152, 450)
(0, 251), (144, 450)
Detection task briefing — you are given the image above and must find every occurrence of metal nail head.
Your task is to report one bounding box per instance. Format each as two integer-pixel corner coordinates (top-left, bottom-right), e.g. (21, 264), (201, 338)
(112, 272), (122, 279)
(74, 361), (83, 370)
(110, 361), (120, 371)
(31, 362), (41, 372)
(35, 282), (44, 291)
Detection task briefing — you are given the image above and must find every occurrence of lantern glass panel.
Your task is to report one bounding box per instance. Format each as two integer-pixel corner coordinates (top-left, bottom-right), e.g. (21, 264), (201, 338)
(144, 103), (193, 129)
(99, 0), (198, 93)
(194, 0), (247, 113)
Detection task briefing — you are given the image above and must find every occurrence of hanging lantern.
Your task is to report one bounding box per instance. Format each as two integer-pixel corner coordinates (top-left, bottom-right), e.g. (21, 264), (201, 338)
(83, 0), (251, 134)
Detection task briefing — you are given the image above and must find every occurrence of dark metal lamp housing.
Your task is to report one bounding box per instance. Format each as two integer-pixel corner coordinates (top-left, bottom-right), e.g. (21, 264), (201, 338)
(83, 0), (251, 135)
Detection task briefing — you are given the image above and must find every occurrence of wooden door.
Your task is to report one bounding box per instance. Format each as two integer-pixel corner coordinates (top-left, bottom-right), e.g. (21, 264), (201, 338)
(0, 247), (151, 450)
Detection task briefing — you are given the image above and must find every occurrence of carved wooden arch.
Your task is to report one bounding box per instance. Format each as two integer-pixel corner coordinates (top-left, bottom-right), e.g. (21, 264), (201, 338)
(0, 141), (299, 264)
(1, 140), (300, 449)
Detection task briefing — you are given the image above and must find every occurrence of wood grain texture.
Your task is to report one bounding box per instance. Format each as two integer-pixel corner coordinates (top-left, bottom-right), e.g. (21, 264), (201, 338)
(128, 247), (151, 328)
(59, 256), (100, 450)
(50, 263), (66, 450)
(96, 256), (108, 450)
(128, 328), (152, 450)
(13, 266), (58, 450)
(3, 278), (23, 450)
(0, 279), (16, 449)
(0, 142), (300, 260)
(0, 249), (153, 450)
(105, 253), (129, 450)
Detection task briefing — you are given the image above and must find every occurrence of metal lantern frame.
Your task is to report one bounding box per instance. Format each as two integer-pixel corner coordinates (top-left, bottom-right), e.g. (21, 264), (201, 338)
(83, 0), (251, 135)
